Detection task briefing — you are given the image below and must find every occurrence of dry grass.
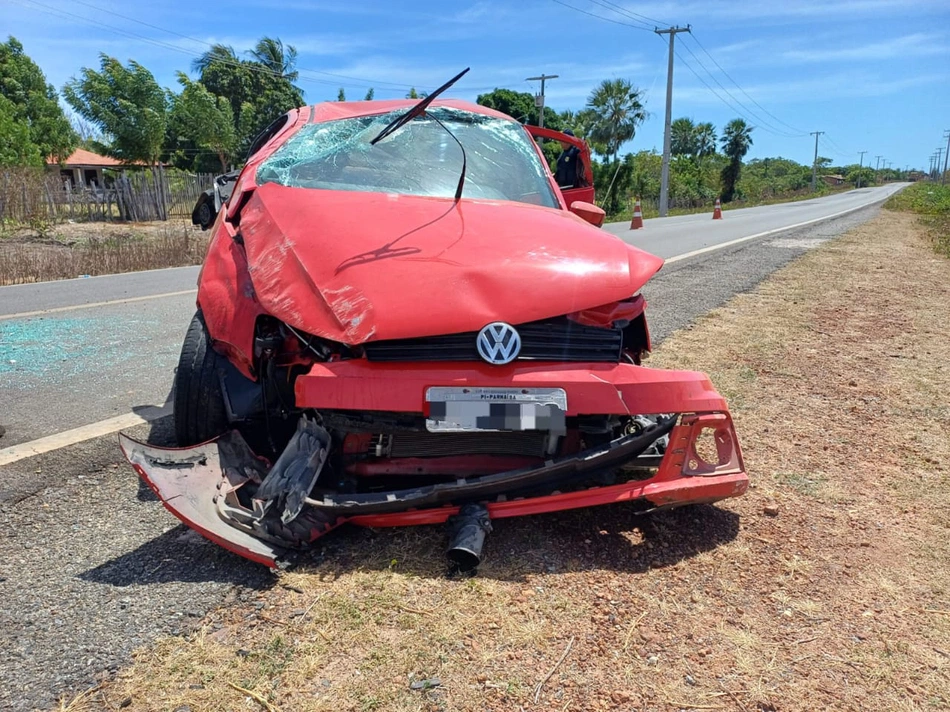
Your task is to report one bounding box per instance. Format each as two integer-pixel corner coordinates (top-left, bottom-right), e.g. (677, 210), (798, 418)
(0, 221), (209, 284)
(75, 209), (950, 711)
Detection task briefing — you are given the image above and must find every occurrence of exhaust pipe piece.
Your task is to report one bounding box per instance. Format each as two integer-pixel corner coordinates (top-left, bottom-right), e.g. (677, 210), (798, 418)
(447, 503), (492, 573)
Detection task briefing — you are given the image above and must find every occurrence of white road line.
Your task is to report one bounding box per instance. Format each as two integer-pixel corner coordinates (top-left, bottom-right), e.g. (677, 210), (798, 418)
(664, 199), (881, 265)
(0, 190), (897, 467)
(0, 289), (197, 321)
(0, 406), (171, 467)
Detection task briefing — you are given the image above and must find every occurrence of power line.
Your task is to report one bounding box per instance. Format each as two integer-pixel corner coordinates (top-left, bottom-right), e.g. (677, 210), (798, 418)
(548, 0), (653, 30)
(677, 41), (802, 138)
(686, 34), (808, 136)
(671, 47), (765, 132)
(15, 0), (373, 90)
(822, 133), (853, 159)
(593, 5), (808, 140)
(64, 0), (416, 89)
(585, 0), (670, 27)
(549, 0), (813, 144)
(16, 0), (450, 96)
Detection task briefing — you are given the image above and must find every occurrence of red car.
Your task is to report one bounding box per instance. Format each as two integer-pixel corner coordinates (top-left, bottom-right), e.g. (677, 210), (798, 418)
(120, 87), (747, 570)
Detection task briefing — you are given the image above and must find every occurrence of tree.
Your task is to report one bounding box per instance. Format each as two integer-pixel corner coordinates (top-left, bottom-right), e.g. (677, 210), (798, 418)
(192, 44), (240, 75)
(63, 54), (167, 165)
(193, 36), (304, 156)
(694, 122), (717, 158)
(248, 37), (299, 84)
(407, 87), (420, 99)
(171, 72), (237, 171)
(719, 118), (753, 202)
(670, 117), (717, 160)
(0, 94), (42, 166)
(337, 88), (346, 101)
(0, 36), (77, 161)
(476, 88), (560, 129)
(671, 117), (696, 157)
(585, 79), (647, 163)
(70, 113), (102, 147)
(364, 87), (374, 101)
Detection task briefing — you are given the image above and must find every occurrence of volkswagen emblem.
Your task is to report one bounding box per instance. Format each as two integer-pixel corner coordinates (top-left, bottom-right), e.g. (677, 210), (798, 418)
(476, 322), (521, 365)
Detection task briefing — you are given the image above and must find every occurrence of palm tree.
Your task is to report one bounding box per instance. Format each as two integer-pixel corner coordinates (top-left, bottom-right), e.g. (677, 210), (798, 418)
(191, 44), (239, 74)
(694, 122), (717, 158)
(719, 118), (753, 202)
(585, 78), (647, 163)
(670, 117), (696, 157)
(249, 37), (299, 82)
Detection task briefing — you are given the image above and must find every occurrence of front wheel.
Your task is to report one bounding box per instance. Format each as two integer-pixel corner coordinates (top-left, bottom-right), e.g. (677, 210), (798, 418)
(173, 310), (230, 446)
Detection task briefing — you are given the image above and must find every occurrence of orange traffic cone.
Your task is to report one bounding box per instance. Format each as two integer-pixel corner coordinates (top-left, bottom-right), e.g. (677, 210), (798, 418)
(712, 198), (723, 220)
(630, 197), (644, 229)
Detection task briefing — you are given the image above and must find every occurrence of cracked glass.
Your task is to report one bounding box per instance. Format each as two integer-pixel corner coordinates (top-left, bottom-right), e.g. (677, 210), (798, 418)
(256, 107), (559, 208)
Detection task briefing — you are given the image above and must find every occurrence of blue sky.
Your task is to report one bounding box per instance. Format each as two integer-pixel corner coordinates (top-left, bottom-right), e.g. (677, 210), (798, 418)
(5, 0), (949, 169)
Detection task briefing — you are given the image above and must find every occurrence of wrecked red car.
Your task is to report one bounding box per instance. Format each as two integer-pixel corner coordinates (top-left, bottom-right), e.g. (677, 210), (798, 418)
(120, 82), (747, 570)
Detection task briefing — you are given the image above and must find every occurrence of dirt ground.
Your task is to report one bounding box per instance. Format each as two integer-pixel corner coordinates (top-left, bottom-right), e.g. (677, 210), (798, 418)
(64, 210), (949, 712)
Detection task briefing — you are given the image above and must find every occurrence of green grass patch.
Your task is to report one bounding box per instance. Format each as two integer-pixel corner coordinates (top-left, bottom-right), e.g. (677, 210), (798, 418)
(885, 182), (950, 257)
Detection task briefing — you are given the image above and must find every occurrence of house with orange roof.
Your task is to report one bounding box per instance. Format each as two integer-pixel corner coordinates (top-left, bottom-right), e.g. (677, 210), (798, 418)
(45, 148), (147, 190)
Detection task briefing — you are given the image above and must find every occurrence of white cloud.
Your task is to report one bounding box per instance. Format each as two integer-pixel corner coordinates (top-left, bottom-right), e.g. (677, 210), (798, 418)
(781, 33), (949, 63)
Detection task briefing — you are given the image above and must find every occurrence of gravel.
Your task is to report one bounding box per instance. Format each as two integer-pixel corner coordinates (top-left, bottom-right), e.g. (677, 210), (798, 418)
(0, 203), (883, 712)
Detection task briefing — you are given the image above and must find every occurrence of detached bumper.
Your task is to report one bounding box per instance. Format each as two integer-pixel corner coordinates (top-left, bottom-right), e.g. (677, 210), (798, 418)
(119, 412), (747, 568)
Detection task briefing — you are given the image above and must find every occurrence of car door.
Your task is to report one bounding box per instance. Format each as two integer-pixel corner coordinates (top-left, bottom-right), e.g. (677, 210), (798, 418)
(525, 125), (596, 209)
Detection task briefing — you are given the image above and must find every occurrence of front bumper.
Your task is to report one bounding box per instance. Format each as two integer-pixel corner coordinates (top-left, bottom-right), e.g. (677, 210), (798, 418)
(119, 411), (747, 568)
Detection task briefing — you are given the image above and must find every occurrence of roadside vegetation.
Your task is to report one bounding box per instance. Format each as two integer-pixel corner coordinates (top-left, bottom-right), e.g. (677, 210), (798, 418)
(60, 207), (950, 712)
(885, 181), (950, 256)
(0, 221), (207, 285)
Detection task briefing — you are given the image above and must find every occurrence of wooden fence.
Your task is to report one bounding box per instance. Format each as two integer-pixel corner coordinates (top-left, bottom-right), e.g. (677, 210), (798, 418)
(0, 167), (215, 224)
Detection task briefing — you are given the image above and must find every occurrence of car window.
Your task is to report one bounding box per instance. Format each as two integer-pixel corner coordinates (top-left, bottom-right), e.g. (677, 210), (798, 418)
(256, 107), (559, 208)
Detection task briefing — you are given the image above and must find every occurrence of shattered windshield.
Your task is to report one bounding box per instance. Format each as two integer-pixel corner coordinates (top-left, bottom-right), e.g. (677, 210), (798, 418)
(256, 107), (559, 208)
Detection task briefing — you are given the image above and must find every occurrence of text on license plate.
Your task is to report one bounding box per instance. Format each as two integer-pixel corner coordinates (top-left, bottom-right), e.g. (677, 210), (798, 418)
(425, 387), (567, 433)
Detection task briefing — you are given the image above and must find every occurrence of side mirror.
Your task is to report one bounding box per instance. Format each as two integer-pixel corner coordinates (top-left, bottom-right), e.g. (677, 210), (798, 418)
(569, 201), (606, 228)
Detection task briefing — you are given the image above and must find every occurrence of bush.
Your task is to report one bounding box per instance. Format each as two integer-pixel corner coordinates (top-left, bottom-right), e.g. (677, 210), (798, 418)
(885, 182), (950, 257)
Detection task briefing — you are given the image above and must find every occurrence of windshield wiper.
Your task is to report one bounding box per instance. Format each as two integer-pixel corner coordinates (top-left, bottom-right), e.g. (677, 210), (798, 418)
(369, 67), (470, 145)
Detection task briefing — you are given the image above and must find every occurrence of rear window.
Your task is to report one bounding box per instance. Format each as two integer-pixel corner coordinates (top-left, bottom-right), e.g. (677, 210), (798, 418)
(256, 107), (558, 208)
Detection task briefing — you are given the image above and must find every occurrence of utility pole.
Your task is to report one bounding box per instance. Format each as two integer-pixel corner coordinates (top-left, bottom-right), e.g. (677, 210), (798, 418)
(875, 155), (883, 172)
(941, 130), (950, 184)
(810, 131), (824, 192)
(857, 150), (867, 188)
(525, 74), (558, 129)
(937, 140), (950, 184)
(655, 24), (691, 217)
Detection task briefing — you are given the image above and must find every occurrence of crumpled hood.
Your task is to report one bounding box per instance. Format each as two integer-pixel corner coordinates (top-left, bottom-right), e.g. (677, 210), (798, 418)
(240, 183), (664, 343)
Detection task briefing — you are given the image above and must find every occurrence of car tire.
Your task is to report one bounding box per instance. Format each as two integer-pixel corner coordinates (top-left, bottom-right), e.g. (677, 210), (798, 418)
(173, 310), (230, 446)
(196, 201), (213, 229)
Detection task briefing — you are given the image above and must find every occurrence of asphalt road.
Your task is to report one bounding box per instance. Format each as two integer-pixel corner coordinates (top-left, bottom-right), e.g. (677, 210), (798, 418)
(0, 184), (905, 710)
(604, 184), (906, 258)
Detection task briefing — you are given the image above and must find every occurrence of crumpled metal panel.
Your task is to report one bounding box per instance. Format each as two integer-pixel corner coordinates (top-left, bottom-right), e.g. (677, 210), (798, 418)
(239, 182), (663, 345)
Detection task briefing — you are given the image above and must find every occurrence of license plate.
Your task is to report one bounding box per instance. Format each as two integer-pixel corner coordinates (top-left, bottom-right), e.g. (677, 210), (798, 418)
(425, 387), (567, 433)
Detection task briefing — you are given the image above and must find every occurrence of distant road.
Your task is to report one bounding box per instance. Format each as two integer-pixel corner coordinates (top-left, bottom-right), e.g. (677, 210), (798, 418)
(604, 183), (907, 258)
(0, 183), (906, 449)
